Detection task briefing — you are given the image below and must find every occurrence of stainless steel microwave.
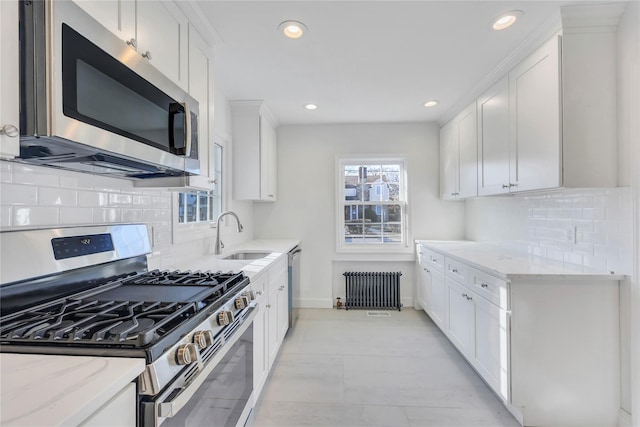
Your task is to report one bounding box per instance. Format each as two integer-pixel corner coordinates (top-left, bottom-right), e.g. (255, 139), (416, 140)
(18, 0), (200, 179)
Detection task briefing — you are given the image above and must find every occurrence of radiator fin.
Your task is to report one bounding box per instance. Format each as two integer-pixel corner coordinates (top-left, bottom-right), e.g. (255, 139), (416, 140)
(343, 272), (402, 311)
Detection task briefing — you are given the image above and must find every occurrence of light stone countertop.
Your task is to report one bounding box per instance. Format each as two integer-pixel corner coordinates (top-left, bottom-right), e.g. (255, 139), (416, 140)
(173, 239), (301, 281)
(416, 240), (624, 280)
(0, 354), (145, 427)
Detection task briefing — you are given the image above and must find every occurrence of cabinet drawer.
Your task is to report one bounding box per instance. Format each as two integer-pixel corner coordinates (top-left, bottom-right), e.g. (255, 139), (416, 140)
(420, 247), (444, 272)
(469, 267), (509, 310)
(445, 257), (468, 283)
(268, 266), (288, 294)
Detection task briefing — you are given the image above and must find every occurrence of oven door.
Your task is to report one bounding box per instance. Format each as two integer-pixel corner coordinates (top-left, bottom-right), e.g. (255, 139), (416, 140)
(142, 307), (256, 427)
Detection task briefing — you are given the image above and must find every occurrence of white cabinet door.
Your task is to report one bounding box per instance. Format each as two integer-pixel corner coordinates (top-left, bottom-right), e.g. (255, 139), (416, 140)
(79, 382), (136, 427)
(477, 76), (510, 196)
(440, 102), (477, 200)
(457, 103), (478, 198)
(0, 0), (20, 159)
(260, 116), (278, 201)
(415, 259), (431, 311)
(231, 101), (278, 201)
(509, 36), (561, 192)
(267, 284), (279, 370)
(71, 0), (135, 43)
(186, 26), (214, 189)
(473, 293), (510, 402)
(136, 0), (189, 91)
(252, 284), (269, 399)
(430, 269), (446, 329)
(445, 278), (475, 357)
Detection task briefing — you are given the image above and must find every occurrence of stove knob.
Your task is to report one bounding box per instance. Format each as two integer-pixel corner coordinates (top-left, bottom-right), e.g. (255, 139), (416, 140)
(244, 290), (256, 301)
(176, 343), (198, 365)
(217, 310), (234, 326)
(193, 330), (214, 350)
(234, 296), (249, 309)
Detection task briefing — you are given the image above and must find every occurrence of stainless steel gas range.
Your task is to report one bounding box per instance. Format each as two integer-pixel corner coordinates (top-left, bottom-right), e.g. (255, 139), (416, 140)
(0, 224), (256, 427)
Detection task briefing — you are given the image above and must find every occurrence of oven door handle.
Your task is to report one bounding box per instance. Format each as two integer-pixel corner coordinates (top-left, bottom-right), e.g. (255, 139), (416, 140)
(157, 305), (257, 419)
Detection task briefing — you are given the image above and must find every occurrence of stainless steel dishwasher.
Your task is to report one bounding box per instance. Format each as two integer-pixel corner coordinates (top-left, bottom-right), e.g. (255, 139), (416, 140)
(288, 245), (302, 329)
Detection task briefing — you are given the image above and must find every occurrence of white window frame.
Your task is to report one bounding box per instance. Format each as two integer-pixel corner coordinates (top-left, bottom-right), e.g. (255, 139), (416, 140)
(335, 155), (410, 253)
(172, 140), (225, 245)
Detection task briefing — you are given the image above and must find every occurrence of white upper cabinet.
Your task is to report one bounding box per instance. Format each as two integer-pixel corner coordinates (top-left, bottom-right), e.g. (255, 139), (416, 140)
(72, 0), (188, 91)
(440, 102), (478, 200)
(231, 101), (278, 202)
(477, 77), (510, 196)
(0, 0), (20, 159)
(136, 1), (188, 91)
(508, 36), (561, 192)
(71, 0), (135, 43)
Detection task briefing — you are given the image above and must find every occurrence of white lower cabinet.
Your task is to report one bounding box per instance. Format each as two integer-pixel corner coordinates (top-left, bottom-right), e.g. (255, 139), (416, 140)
(252, 256), (289, 402)
(416, 243), (619, 426)
(78, 382), (136, 427)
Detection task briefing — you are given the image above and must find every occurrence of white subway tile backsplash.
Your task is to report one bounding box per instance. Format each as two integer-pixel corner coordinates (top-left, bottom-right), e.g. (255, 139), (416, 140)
(13, 206), (59, 227)
(133, 195), (153, 206)
(122, 209), (143, 223)
(0, 162), (12, 183)
(109, 193), (133, 207)
(78, 191), (109, 207)
(12, 164), (60, 187)
(39, 187), (77, 206)
(0, 206), (11, 227)
(1, 184), (38, 206)
(59, 207), (93, 225)
(93, 208), (121, 223)
(59, 171), (94, 190)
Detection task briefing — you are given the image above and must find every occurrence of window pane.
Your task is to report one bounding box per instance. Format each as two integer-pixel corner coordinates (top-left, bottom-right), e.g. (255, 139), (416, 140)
(185, 193), (197, 223)
(198, 193), (209, 221)
(178, 193), (185, 223)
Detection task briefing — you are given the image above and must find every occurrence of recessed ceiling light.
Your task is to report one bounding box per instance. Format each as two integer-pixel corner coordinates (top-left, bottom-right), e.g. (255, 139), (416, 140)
(492, 11), (523, 31)
(423, 100), (438, 108)
(304, 103), (318, 110)
(279, 20), (308, 39)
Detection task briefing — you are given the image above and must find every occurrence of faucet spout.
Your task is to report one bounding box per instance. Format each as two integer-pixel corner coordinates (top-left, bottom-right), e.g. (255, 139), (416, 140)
(214, 211), (244, 255)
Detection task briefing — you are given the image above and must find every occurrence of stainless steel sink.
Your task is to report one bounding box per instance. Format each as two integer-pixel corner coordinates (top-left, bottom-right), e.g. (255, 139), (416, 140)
(222, 252), (271, 261)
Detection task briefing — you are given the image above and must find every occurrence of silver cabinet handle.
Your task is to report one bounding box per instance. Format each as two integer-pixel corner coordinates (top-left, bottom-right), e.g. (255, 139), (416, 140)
(279, 286), (284, 291)
(266, 304), (271, 308)
(268, 194), (274, 198)
(510, 183), (516, 188)
(452, 268), (458, 273)
(142, 51), (152, 60)
(0, 124), (19, 138)
(256, 291), (263, 296)
(481, 283), (488, 288)
(423, 267), (429, 272)
(462, 293), (468, 298)
(502, 184), (509, 189)
(466, 295), (473, 301)
(126, 38), (137, 48)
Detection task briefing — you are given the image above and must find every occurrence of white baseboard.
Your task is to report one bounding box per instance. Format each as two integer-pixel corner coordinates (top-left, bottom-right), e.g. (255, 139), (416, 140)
(401, 297), (413, 308)
(618, 408), (632, 427)
(295, 298), (333, 308)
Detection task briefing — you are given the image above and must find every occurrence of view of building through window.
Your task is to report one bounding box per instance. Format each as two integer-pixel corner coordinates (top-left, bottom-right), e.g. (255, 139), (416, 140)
(340, 159), (406, 247)
(177, 143), (223, 224)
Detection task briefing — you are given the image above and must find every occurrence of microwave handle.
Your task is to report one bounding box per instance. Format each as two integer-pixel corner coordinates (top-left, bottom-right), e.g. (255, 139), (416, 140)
(180, 102), (192, 158)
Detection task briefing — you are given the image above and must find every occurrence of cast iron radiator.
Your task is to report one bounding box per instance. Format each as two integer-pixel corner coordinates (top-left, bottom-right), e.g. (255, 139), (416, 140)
(343, 272), (402, 311)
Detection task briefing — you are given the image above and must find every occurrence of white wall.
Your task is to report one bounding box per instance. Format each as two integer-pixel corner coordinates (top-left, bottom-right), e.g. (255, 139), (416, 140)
(253, 122), (465, 308)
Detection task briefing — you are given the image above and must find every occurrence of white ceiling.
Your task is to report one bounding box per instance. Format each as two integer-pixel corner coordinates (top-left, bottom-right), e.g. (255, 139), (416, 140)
(196, 1), (594, 126)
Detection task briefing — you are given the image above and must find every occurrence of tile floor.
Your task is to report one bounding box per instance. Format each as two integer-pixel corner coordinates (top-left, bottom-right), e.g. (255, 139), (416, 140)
(252, 308), (520, 427)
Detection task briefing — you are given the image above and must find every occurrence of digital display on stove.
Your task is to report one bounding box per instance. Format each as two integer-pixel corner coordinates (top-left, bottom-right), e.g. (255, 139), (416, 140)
(51, 234), (115, 260)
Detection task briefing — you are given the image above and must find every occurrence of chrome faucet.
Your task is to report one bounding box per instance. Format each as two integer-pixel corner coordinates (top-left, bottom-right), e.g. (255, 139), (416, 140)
(214, 211), (244, 255)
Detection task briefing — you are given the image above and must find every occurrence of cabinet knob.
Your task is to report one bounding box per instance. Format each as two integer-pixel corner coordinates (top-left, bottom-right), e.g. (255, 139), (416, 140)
(466, 295), (473, 301)
(481, 283), (488, 288)
(452, 268), (458, 273)
(462, 293), (468, 298)
(256, 291), (263, 296)
(126, 38), (137, 49)
(502, 184), (509, 189)
(509, 183), (516, 188)
(142, 51), (152, 60)
(266, 304), (271, 308)
(279, 286), (284, 291)
(423, 267), (429, 272)
(0, 124), (19, 138)
(268, 194), (274, 198)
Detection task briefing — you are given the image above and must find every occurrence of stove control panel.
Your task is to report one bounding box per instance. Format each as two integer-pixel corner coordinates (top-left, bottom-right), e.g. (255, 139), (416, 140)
(217, 311), (234, 326)
(193, 330), (214, 349)
(176, 343), (198, 365)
